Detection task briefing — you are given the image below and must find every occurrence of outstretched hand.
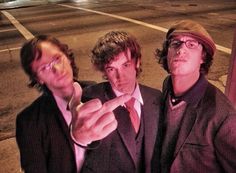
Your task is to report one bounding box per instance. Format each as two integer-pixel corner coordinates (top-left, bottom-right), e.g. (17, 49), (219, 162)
(69, 82), (131, 146)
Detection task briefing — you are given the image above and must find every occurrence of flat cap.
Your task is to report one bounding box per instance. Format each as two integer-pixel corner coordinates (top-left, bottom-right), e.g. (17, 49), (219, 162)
(167, 20), (216, 56)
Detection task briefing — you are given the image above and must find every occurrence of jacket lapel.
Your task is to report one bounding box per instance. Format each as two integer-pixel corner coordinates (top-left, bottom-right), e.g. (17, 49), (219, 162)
(141, 86), (160, 169)
(104, 84), (137, 166)
(115, 107), (137, 164)
(172, 75), (208, 159)
(49, 94), (75, 152)
(173, 105), (197, 158)
(57, 110), (75, 152)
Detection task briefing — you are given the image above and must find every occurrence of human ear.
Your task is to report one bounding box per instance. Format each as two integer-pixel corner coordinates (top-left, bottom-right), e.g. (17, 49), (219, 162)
(200, 51), (206, 64)
(102, 73), (108, 80)
(38, 80), (44, 84)
(36, 76), (44, 84)
(136, 58), (141, 68)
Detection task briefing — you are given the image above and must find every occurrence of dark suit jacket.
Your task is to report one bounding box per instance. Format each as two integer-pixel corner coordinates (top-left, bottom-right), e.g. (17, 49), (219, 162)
(16, 81), (95, 173)
(151, 76), (236, 173)
(16, 92), (77, 173)
(81, 82), (162, 173)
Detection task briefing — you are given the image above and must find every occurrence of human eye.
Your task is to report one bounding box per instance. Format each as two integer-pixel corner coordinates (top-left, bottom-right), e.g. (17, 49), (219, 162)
(106, 67), (114, 73)
(53, 55), (61, 63)
(169, 40), (181, 48)
(123, 62), (131, 68)
(37, 64), (48, 74)
(47, 56), (61, 68)
(186, 40), (199, 48)
(44, 63), (52, 71)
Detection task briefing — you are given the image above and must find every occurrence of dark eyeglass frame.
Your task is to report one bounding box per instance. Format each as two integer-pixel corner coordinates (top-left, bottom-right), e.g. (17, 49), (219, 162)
(168, 39), (200, 49)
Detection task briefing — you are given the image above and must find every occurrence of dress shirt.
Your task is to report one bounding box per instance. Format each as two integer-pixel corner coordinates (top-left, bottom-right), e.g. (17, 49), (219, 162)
(54, 94), (85, 172)
(112, 83), (144, 118)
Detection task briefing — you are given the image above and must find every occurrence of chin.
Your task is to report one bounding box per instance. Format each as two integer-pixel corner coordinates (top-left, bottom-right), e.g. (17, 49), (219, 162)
(58, 79), (73, 88)
(121, 88), (133, 94)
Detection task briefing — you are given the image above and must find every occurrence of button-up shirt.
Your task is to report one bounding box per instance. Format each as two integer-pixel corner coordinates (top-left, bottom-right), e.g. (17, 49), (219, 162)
(54, 94), (85, 172)
(112, 83), (144, 118)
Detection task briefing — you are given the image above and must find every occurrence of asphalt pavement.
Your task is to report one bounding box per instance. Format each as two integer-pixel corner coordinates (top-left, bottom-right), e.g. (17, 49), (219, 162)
(0, 0), (66, 9)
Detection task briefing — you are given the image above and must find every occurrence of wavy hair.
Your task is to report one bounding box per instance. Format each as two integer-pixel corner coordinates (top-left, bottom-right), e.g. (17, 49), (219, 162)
(20, 35), (78, 92)
(91, 31), (142, 78)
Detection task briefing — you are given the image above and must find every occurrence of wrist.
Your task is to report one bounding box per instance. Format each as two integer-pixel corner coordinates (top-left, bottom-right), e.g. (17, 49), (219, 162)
(69, 123), (90, 148)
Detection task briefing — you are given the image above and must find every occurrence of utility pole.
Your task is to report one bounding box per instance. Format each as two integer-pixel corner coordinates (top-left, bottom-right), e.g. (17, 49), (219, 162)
(225, 27), (236, 107)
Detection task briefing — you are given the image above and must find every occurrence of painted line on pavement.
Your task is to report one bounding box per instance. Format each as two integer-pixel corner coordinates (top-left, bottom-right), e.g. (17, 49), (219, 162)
(0, 47), (21, 53)
(0, 28), (17, 33)
(58, 4), (168, 33)
(1, 10), (34, 40)
(58, 4), (231, 55)
(216, 45), (231, 54)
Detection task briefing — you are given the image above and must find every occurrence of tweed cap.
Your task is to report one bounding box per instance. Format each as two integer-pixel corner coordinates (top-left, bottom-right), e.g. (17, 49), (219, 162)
(167, 20), (216, 56)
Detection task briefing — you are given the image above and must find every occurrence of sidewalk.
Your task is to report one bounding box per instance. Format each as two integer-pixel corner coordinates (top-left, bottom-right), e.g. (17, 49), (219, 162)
(0, 137), (21, 173)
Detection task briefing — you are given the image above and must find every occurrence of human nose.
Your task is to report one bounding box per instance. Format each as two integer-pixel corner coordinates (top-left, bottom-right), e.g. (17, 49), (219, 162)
(115, 69), (122, 79)
(51, 61), (64, 74)
(176, 43), (186, 55)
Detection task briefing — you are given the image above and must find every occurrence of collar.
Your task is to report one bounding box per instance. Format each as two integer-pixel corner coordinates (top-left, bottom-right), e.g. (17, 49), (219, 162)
(53, 94), (72, 125)
(112, 83), (144, 106)
(169, 74), (208, 107)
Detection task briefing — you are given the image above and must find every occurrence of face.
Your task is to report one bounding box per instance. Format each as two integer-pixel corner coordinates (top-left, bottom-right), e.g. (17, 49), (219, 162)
(104, 49), (140, 94)
(31, 41), (74, 96)
(167, 35), (204, 78)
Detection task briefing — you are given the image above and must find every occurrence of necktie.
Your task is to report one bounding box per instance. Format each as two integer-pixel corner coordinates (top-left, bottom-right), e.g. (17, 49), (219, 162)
(125, 98), (140, 133)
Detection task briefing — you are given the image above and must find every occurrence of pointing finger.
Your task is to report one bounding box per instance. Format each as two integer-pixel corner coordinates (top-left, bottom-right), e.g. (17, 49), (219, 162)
(100, 94), (131, 114)
(76, 94), (130, 127)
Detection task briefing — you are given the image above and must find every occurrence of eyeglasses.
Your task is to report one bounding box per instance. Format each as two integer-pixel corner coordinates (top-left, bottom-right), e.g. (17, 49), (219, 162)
(169, 39), (200, 49)
(37, 56), (63, 75)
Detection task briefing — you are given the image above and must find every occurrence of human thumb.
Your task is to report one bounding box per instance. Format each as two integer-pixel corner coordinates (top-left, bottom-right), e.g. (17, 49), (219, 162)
(68, 82), (83, 111)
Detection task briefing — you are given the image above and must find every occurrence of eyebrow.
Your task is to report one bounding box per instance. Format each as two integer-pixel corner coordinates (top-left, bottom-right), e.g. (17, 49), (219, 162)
(52, 53), (62, 59)
(105, 59), (132, 69)
(172, 37), (198, 41)
(38, 53), (61, 66)
(105, 65), (112, 69)
(123, 60), (132, 65)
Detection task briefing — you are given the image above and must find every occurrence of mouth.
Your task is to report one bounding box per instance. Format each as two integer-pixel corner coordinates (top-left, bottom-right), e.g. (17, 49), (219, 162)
(172, 54), (187, 61)
(114, 82), (129, 91)
(57, 72), (68, 81)
(116, 81), (129, 86)
(172, 58), (187, 63)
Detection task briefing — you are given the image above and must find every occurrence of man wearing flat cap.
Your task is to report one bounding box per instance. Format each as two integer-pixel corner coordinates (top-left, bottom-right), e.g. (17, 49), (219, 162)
(151, 20), (236, 173)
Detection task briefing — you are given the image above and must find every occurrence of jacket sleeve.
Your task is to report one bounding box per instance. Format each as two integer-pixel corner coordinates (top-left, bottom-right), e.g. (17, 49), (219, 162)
(16, 111), (48, 173)
(214, 113), (236, 173)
